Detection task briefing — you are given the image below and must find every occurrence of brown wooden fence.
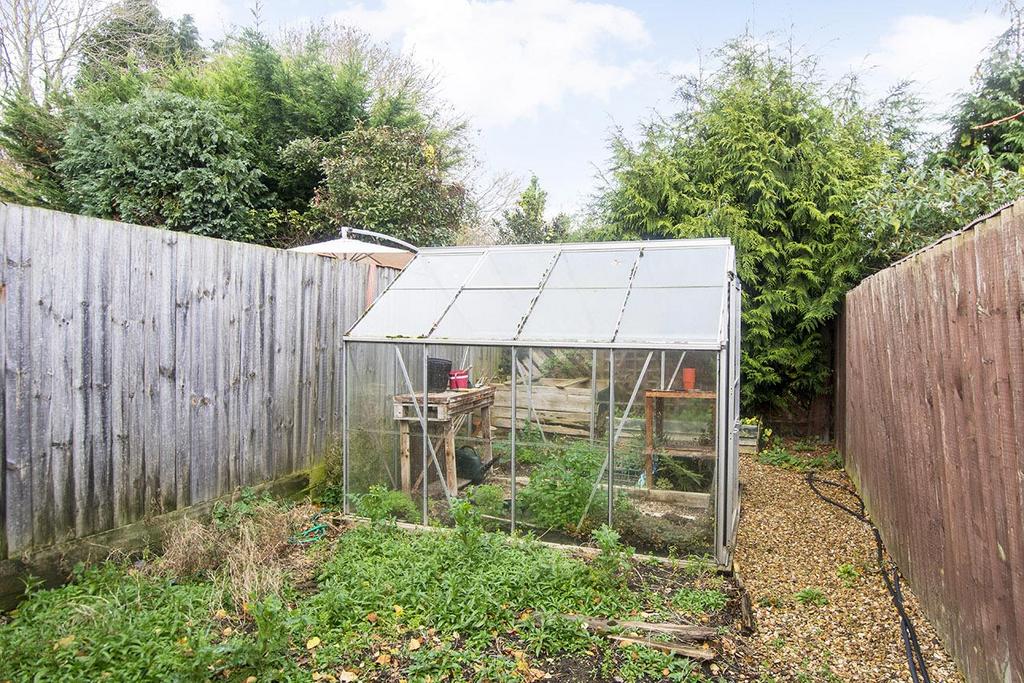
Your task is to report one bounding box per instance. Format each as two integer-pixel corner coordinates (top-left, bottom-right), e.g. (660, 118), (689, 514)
(0, 204), (396, 561)
(836, 200), (1024, 683)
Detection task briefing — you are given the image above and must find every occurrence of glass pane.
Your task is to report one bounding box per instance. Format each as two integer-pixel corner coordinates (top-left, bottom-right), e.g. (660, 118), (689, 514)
(611, 349), (716, 558)
(432, 289), (537, 340)
(631, 246), (729, 288)
(517, 288), (626, 343)
(545, 249), (639, 289)
(465, 249), (558, 289)
(615, 287), (723, 344)
(349, 289), (457, 338)
(345, 342), (417, 520)
(392, 251), (484, 289)
(508, 348), (610, 543)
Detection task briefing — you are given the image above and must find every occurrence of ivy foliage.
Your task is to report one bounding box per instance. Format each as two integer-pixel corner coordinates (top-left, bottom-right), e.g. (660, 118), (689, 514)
(601, 40), (899, 410)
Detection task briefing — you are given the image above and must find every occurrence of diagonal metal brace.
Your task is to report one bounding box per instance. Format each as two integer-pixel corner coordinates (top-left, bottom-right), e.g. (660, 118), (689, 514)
(395, 347), (454, 505)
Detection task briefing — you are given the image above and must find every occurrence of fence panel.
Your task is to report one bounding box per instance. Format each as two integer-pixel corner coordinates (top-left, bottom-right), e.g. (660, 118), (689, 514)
(0, 204), (394, 559)
(837, 200), (1024, 683)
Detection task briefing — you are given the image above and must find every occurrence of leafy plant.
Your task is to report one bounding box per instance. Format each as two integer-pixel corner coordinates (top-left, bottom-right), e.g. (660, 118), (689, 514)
(758, 444), (841, 472)
(591, 524), (634, 587)
(467, 484), (506, 517)
(672, 587), (729, 614)
(450, 498), (485, 554)
(353, 485), (420, 523)
(837, 563), (860, 588)
(0, 564), (231, 680)
(519, 441), (604, 531)
(211, 487), (275, 529)
(795, 587), (828, 606)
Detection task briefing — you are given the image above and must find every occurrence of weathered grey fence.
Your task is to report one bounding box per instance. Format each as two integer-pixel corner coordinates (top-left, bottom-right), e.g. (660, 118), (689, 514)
(0, 204), (395, 561)
(836, 200), (1024, 683)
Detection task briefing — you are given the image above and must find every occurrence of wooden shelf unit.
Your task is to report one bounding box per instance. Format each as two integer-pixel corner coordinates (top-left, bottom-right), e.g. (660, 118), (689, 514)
(643, 389), (717, 489)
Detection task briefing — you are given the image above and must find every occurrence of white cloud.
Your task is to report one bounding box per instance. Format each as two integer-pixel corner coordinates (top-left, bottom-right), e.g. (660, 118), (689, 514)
(857, 13), (1005, 113)
(333, 0), (651, 126)
(158, 0), (231, 37)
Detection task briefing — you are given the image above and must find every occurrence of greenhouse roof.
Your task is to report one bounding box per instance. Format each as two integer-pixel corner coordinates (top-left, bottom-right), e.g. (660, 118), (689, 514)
(344, 238), (737, 349)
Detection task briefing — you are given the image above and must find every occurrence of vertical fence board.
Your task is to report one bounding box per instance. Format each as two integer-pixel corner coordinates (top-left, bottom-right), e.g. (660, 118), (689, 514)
(4, 206), (33, 554)
(28, 210), (54, 548)
(0, 203), (7, 559)
(838, 200), (1024, 683)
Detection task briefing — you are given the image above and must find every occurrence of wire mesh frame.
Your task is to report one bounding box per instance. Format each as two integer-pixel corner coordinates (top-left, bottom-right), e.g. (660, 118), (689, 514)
(339, 338), (741, 564)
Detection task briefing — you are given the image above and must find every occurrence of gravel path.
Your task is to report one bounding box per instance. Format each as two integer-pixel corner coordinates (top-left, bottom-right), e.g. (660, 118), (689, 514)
(732, 453), (964, 682)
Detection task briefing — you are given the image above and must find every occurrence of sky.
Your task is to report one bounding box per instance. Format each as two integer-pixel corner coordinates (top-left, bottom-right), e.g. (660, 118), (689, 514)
(158, 0), (1010, 216)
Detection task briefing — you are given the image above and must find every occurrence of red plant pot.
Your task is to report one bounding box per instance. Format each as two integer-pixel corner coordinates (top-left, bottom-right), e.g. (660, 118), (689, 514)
(449, 370), (469, 390)
(681, 367), (697, 391)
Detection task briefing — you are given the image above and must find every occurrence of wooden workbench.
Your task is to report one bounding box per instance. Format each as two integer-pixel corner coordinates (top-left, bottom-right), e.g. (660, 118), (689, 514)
(643, 389), (716, 490)
(393, 385), (495, 496)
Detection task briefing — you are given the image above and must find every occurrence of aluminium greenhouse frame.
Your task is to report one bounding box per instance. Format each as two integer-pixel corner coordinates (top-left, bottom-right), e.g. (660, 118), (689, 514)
(341, 239), (742, 565)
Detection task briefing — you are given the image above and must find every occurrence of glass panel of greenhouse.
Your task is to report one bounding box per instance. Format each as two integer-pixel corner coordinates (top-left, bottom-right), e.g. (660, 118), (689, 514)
(342, 239), (742, 566)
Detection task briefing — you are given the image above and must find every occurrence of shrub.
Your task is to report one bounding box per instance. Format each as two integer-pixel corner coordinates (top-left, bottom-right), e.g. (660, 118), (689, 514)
(59, 90), (266, 240)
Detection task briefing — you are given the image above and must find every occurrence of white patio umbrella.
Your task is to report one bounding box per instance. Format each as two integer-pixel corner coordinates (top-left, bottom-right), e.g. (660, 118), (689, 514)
(290, 236), (415, 269)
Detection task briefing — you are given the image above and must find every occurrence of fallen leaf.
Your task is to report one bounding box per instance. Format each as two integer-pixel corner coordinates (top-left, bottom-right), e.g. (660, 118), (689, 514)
(338, 671), (358, 682)
(53, 635), (75, 650)
(306, 636), (321, 650)
(245, 677), (257, 683)
(393, 605), (404, 617)
(407, 637), (421, 652)
(215, 609), (228, 619)
(375, 654), (391, 666)
(366, 612), (378, 624)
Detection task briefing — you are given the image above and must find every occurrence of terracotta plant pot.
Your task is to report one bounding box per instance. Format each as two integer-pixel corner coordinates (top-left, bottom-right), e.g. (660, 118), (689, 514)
(682, 367), (697, 391)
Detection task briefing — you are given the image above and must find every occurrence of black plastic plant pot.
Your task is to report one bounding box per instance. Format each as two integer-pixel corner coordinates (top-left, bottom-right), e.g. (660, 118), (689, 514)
(427, 357), (452, 392)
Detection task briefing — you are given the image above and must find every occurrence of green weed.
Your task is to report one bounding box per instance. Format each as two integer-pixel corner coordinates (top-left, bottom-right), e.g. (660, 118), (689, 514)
(758, 445), (841, 472)
(466, 483), (506, 517)
(353, 485), (420, 523)
(672, 587), (729, 614)
(519, 441), (604, 530)
(794, 587), (828, 606)
(837, 563), (860, 587)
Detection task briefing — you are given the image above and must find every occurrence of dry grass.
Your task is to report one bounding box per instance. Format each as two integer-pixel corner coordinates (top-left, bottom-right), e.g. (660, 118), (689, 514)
(152, 501), (321, 610)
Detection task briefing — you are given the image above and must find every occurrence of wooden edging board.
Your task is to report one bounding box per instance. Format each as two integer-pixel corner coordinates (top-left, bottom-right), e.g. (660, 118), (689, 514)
(341, 514), (725, 571)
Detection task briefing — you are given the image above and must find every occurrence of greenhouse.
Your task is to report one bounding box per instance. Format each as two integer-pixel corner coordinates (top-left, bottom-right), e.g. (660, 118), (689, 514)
(341, 238), (742, 565)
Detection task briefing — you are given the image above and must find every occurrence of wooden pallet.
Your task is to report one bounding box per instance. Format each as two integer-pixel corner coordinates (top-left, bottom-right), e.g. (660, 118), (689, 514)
(393, 385), (496, 422)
